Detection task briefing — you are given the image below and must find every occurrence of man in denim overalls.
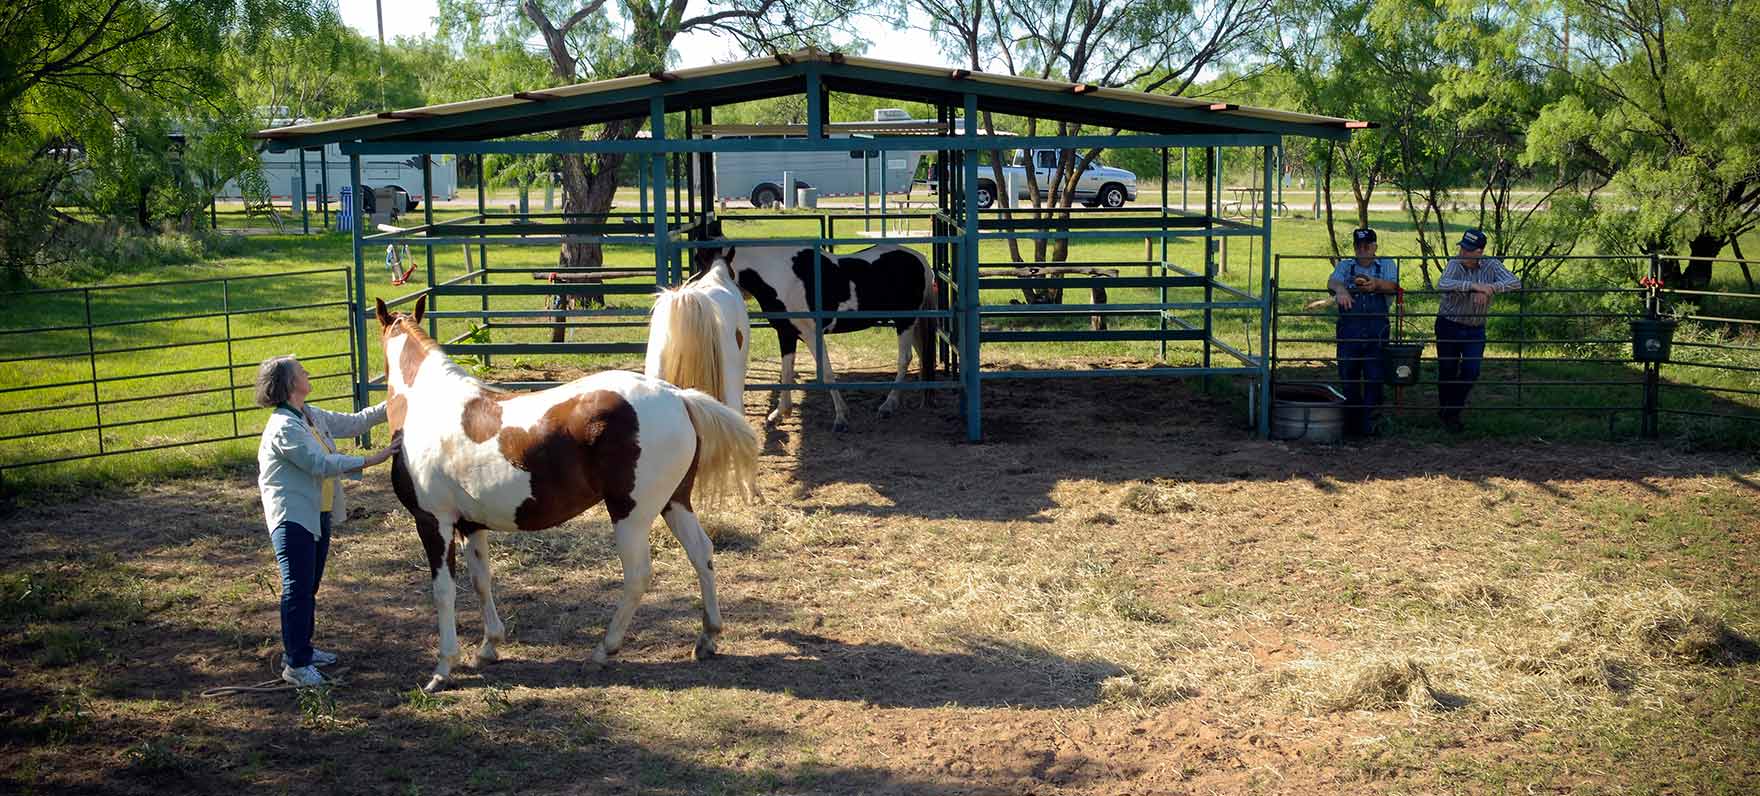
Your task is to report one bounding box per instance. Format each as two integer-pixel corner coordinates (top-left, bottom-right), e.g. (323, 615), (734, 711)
(1328, 228), (1401, 437)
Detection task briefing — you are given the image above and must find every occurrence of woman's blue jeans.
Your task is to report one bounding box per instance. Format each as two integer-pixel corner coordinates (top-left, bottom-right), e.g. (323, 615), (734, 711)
(271, 512), (331, 668)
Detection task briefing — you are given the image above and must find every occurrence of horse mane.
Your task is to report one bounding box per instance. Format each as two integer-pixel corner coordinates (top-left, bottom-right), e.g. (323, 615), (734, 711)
(396, 316), (506, 393)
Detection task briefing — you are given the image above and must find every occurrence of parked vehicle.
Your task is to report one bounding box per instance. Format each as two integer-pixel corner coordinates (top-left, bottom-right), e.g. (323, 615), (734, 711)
(222, 120), (457, 212)
(710, 110), (931, 207)
(979, 150), (1139, 209)
(923, 142), (1139, 209)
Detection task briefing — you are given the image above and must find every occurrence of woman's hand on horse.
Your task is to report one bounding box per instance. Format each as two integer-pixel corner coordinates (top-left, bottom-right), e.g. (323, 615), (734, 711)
(364, 438), (402, 468)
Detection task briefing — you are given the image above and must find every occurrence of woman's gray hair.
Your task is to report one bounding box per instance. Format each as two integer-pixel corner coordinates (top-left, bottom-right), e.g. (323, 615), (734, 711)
(255, 355), (301, 407)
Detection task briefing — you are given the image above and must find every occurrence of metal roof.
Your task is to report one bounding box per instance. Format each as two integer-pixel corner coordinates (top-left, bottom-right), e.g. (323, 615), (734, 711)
(255, 49), (1370, 149)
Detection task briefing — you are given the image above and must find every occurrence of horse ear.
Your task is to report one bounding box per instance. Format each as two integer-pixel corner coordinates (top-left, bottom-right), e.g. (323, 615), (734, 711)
(720, 245), (736, 266)
(374, 298), (392, 328)
(412, 295), (426, 324)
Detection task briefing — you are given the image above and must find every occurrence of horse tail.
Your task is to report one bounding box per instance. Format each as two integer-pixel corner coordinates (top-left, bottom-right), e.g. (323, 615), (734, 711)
(677, 388), (759, 507)
(647, 287), (726, 402)
(914, 261), (938, 391)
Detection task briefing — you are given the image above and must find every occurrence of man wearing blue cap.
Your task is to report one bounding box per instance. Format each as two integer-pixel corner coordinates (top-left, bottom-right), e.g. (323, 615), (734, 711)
(1434, 228), (1521, 432)
(1328, 228), (1401, 436)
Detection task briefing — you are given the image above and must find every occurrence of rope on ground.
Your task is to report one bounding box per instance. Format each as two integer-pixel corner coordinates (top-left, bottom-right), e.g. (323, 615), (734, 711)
(199, 652), (351, 698)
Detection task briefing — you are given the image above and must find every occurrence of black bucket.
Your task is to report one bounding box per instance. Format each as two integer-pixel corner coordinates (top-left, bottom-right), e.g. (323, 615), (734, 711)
(1382, 342), (1425, 386)
(1631, 318), (1677, 363)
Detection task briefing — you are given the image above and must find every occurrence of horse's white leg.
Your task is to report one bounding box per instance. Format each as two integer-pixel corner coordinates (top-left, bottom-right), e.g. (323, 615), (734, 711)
(425, 524), (461, 694)
(877, 328), (913, 419)
(462, 530), (505, 667)
(766, 350), (797, 425)
(591, 507), (662, 665)
(817, 339), (851, 433)
(663, 503), (722, 660)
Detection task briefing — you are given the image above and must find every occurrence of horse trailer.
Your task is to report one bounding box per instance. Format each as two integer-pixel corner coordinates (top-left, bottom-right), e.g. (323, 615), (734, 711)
(711, 110), (931, 207)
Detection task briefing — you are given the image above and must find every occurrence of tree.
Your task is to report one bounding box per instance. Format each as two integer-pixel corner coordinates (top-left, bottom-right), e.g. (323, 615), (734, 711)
(437, 0), (860, 275)
(899, 0), (1273, 307)
(1528, 0), (1760, 286)
(0, 0), (324, 277)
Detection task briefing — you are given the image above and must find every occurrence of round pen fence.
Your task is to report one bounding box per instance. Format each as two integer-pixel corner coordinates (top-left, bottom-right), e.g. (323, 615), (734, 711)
(0, 268), (357, 485)
(1270, 254), (1760, 443)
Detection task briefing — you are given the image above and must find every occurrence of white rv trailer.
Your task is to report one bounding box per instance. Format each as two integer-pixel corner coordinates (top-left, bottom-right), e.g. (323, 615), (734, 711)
(222, 123), (458, 211)
(707, 109), (933, 207)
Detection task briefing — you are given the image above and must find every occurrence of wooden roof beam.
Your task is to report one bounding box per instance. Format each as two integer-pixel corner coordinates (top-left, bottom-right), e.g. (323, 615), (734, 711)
(377, 110), (434, 120)
(1071, 83), (1097, 94)
(513, 91), (560, 102)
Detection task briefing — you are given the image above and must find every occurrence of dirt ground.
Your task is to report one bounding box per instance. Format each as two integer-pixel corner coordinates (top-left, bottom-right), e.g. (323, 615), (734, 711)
(3, 365), (1758, 795)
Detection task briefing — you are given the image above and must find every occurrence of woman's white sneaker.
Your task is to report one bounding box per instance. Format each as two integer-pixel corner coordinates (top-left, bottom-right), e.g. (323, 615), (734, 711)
(310, 649), (339, 667)
(281, 664), (325, 687)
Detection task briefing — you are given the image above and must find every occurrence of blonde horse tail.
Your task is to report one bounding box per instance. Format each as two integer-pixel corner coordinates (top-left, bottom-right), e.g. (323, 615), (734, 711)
(647, 288), (726, 402)
(677, 388), (760, 507)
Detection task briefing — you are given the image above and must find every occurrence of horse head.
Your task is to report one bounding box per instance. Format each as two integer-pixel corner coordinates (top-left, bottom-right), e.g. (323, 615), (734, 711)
(688, 219), (736, 280)
(374, 296), (429, 431)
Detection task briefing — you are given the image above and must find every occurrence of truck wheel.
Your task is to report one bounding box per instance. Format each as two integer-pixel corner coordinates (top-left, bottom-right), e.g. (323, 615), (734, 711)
(1099, 183), (1127, 208)
(386, 185), (420, 212)
(751, 184), (782, 208)
(976, 181), (996, 209)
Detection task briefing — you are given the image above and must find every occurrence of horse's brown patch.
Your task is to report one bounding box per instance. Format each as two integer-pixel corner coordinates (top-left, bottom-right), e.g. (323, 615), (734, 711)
(497, 391), (641, 528)
(664, 448), (700, 513)
(399, 328), (428, 388)
(735, 329), (744, 350)
(387, 394), (408, 432)
(461, 395), (503, 443)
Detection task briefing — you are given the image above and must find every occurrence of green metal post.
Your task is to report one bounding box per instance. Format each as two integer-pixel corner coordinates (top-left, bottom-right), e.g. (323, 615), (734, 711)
(1258, 145), (1275, 437)
(1160, 147), (1169, 361)
(962, 93), (982, 441)
(298, 147), (310, 234)
(349, 154), (368, 413)
(423, 154), (437, 338)
(805, 68), (830, 394)
(650, 97), (669, 287)
(320, 146), (331, 229)
(477, 155), (490, 367)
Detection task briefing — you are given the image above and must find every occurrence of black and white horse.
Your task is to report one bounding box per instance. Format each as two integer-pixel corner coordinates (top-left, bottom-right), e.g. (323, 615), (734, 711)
(691, 221), (937, 432)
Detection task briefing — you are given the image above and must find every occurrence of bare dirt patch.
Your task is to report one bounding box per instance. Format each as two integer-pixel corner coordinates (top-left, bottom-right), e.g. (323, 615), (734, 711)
(3, 368), (1758, 794)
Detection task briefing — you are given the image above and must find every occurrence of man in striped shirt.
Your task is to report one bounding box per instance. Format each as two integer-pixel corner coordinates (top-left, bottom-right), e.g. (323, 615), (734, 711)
(1434, 228), (1522, 432)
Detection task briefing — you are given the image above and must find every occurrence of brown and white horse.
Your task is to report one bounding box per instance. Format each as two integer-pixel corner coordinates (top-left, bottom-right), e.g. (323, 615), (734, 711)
(376, 297), (759, 693)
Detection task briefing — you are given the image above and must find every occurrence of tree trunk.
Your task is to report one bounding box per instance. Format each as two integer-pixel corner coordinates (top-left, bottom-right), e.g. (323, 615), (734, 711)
(1731, 238), (1755, 291)
(1679, 232), (1722, 289)
(548, 124), (625, 342)
(1323, 145), (1339, 257)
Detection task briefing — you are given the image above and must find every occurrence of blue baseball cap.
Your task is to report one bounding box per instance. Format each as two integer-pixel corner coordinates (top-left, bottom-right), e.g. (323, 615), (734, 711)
(1458, 228), (1488, 250)
(1352, 228), (1376, 244)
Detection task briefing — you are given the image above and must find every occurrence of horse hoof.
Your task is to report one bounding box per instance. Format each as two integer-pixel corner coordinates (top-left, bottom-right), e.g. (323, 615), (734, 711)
(765, 409), (784, 426)
(590, 646), (611, 666)
(877, 405), (895, 420)
(422, 675), (449, 694)
(832, 419), (850, 433)
(475, 646), (499, 667)
(693, 634), (719, 661)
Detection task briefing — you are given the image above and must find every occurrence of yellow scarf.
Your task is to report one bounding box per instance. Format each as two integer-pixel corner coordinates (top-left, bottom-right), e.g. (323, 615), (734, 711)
(303, 412), (338, 512)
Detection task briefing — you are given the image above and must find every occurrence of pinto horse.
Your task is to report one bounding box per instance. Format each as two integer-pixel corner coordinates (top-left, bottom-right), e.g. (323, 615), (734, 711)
(376, 297), (759, 693)
(694, 221), (938, 432)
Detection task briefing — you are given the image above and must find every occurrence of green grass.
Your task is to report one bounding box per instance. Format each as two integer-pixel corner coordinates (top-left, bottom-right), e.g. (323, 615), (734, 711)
(2, 205), (1757, 492)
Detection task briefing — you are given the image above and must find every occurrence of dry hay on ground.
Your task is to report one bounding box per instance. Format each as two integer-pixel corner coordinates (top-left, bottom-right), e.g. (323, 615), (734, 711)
(2, 369), (1758, 795)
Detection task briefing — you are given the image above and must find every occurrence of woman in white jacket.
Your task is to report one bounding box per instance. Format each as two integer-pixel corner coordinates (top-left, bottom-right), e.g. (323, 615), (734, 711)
(255, 355), (399, 687)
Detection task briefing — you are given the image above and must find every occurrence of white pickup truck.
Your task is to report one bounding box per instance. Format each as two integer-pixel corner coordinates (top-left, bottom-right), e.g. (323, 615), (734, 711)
(958, 149), (1139, 209)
